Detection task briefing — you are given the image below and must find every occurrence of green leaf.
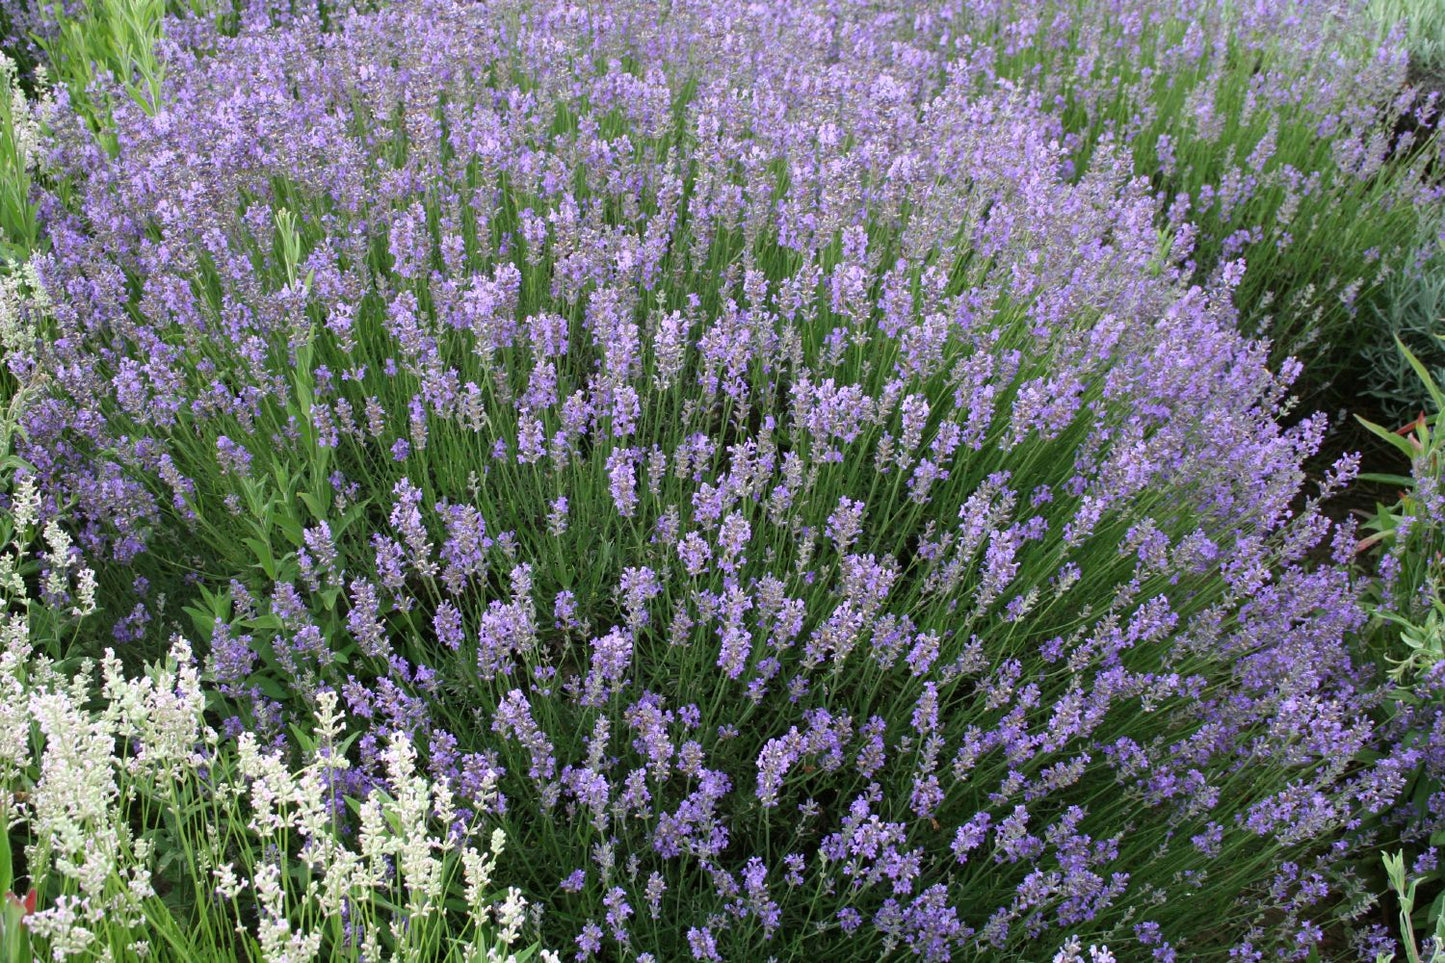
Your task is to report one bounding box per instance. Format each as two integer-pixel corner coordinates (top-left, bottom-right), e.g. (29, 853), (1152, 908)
(182, 602), (216, 640)
(1398, 336), (1445, 413)
(0, 811), (12, 896)
(1358, 472), (1416, 487)
(297, 490), (329, 522)
(290, 721), (317, 754)
(248, 613), (283, 632)
(242, 537), (278, 580)
(253, 674), (289, 703)
(275, 511), (304, 549)
(1356, 415), (1419, 458)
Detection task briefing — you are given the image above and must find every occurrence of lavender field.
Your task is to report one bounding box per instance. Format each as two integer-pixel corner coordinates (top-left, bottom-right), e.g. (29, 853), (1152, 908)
(0, 0), (1443, 959)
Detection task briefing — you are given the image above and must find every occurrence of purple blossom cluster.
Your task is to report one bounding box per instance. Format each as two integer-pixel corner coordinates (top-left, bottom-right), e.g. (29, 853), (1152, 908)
(8, 0), (1445, 959)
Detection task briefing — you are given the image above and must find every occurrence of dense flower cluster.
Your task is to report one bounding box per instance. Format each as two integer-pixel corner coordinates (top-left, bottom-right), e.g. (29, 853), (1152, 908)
(2, 0), (1443, 959)
(949, 0), (1444, 366)
(0, 465), (542, 962)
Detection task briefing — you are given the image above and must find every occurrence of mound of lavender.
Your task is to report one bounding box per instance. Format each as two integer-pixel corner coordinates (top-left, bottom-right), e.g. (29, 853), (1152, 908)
(948, 0), (1445, 377)
(7, 0), (1439, 958)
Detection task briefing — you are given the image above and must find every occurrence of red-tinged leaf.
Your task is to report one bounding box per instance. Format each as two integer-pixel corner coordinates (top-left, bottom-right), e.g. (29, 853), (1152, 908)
(5, 888), (35, 916)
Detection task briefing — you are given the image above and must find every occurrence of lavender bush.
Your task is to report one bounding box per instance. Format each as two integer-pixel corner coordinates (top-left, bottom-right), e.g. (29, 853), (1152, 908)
(2, 0), (1444, 960)
(1358, 344), (1445, 960)
(943, 0), (1445, 391)
(0, 385), (540, 963)
(1361, 234), (1445, 421)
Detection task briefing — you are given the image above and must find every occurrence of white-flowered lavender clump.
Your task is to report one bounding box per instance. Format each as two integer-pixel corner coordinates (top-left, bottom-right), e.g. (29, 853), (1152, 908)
(0, 472), (542, 961)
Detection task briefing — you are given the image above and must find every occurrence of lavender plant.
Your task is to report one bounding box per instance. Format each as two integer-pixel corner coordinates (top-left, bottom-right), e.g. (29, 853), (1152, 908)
(1362, 235), (1445, 422)
(1359, 340), (1445, 684)
(1376, 849), (1445, 963)
(1370, 0), (1445, 74)
(1357, 342), (1445, 957)
(3, 0), (1443, 960)
(946, 0), (1445, 391)
(0, 51), (42, 259)
(0, 394), (547, 963)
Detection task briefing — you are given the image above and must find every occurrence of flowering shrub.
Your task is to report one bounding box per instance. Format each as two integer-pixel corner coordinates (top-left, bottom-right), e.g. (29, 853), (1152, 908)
(1361, 344), (1445, 684)
(1357, 344), (1445, 959)
(945, 0), (1445, 389)
(0, 50), (43, 260)
(1369, 0), (1445, 74)
(1361, 234), (1445, 422)
(0, 405), (543, 963)
(2, 0), (1444, 960)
